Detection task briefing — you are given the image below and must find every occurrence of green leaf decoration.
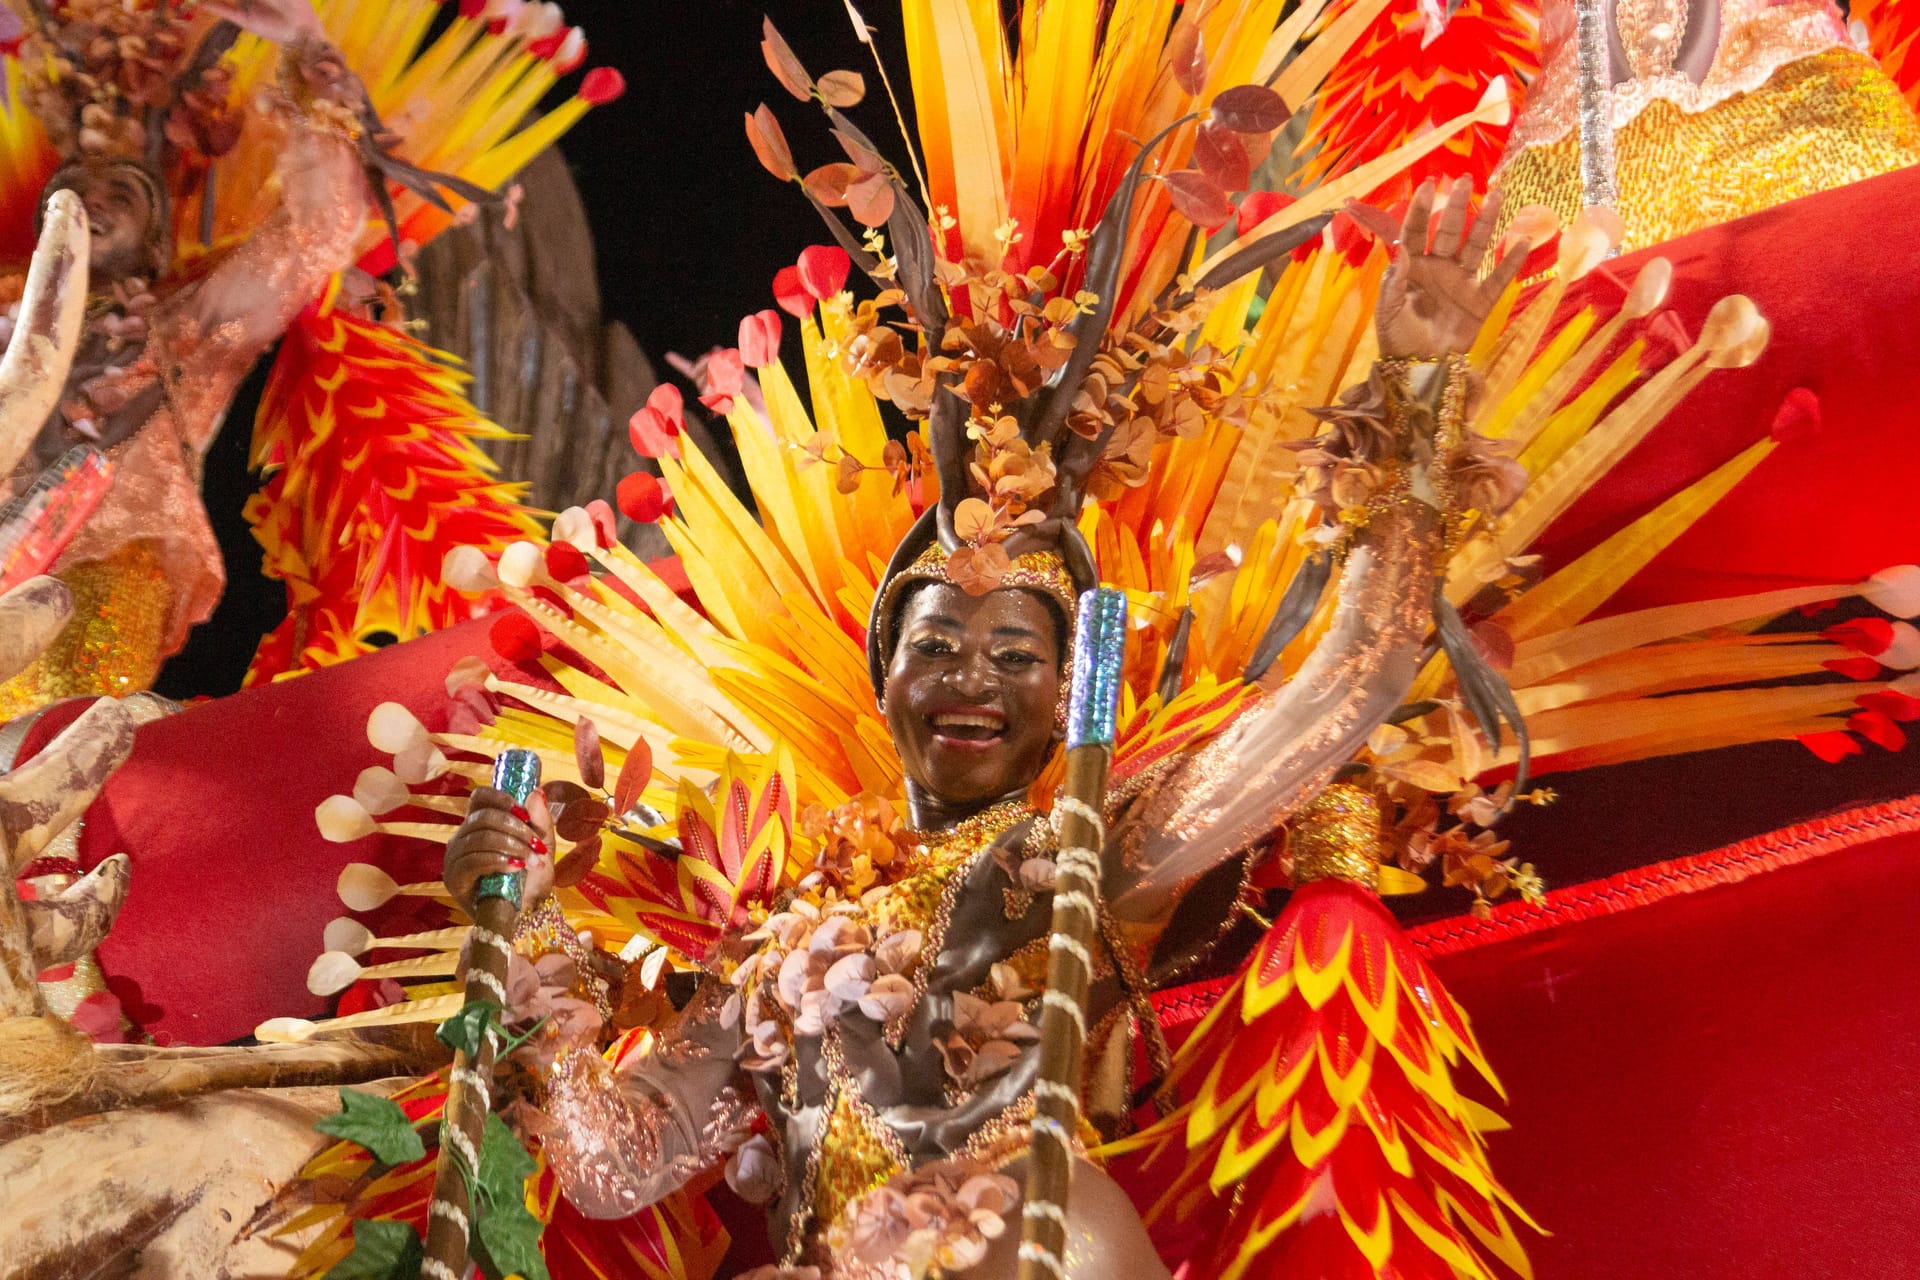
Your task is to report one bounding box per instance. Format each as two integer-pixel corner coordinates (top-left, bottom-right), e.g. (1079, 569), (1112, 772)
(325, 1218), (423, 1280)
(475, 1112), (539, 1211)
(473, 1199), (551, 1280)
(314, 1088), (427, 1166)
(436, 997), (502, 1057)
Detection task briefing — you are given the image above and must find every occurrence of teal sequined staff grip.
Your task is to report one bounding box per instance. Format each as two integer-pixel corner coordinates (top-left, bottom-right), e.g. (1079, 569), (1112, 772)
(1066, 587), (1128, 751)
(473, 748), (541, 907)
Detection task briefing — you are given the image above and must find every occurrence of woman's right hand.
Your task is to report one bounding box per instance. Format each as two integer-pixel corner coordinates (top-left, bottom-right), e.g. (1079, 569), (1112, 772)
(444, 786), (555, 919)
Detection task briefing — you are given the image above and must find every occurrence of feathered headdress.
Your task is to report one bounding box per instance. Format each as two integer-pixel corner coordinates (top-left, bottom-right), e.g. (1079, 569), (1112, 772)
(10, 0), (238, 169)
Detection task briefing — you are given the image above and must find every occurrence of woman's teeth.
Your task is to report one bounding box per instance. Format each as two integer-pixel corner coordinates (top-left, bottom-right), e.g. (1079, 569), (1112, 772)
(930, 712), (1005, 741)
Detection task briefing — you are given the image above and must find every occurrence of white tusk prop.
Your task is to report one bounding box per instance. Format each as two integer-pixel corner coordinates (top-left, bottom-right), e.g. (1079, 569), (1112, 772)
(255, 992), (467, 1043)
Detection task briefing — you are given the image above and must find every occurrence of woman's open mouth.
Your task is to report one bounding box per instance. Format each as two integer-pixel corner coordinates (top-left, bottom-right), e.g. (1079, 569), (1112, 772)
(927, 708), (1007, 751)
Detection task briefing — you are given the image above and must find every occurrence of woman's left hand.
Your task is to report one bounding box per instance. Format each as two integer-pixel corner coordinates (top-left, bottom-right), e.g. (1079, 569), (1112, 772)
(1373, 180), (1527, 358)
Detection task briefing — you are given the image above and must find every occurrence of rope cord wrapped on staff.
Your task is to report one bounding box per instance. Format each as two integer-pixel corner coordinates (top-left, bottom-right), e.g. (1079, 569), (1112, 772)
(423, 748), (540, 1280)
(1018, 588), (1129, 1280)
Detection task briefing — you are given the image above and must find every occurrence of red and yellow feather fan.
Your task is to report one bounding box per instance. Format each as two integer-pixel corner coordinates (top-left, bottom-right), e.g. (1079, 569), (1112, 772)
(575, 749), (798, 968)
(243, 274), (541, 681)
(1110, 784), (1539, 1280)
(1305, 0), (1541, 203)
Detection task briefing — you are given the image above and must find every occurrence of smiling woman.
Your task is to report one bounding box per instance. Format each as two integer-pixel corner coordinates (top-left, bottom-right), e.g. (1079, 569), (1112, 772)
(882, 571), (1069, 830)
(423, 149), (1538, 1271)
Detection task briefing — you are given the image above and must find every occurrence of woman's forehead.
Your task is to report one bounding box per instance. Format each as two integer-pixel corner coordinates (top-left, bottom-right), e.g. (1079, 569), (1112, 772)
(901, 582), (1059, 639)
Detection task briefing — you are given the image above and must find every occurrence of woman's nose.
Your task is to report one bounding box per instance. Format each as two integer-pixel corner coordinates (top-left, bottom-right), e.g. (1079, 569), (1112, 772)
(944, 650), (997, 698)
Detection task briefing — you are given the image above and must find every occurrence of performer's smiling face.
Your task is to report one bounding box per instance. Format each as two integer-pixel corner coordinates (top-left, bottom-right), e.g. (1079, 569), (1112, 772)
(885, 582), (1064, 818)
(69, 166), (157, 280)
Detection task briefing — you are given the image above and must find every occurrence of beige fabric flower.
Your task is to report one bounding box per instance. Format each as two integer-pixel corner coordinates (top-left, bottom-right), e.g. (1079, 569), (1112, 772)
(832, 1159), (1021, 1278)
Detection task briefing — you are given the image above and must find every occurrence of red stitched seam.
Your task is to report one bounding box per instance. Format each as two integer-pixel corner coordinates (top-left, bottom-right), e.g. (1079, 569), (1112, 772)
(1149, 793), (1920, 1026)
(1406, 793), (1920, 957)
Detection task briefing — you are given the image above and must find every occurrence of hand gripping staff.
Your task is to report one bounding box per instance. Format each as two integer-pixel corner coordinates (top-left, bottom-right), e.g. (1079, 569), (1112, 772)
(423, 748), (540, 1280)
(1018, 588), (1128, 1280)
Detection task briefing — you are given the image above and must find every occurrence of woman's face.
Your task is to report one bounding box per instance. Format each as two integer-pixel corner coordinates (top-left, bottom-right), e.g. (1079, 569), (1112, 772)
(884, 583), (1064, 818)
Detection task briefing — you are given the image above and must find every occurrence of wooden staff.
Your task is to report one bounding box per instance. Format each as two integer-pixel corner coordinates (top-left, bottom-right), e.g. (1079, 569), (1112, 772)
(423, 748), (540, 1280)
(1019, 588), (1128, 1280)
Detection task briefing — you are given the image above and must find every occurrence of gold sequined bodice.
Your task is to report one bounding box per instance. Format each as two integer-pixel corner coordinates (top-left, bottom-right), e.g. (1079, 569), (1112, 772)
(804, 800), (1034, 1244)
(1496, 47), (1920, 252)
(0, 540), (171, 720)
(1495, 0), (1920, 253)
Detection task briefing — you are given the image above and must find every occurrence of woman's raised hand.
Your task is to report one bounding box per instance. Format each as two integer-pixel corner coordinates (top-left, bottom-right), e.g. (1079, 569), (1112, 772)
(443, 785), (555, 919)
(1373, 179), (1526, 359)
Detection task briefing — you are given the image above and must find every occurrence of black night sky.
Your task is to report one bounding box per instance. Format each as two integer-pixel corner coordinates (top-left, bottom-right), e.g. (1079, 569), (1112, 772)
(557, 0), (923, 365)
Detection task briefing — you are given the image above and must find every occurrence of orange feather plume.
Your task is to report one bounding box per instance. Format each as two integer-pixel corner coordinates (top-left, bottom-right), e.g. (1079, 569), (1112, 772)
(243, 274), (542, 683)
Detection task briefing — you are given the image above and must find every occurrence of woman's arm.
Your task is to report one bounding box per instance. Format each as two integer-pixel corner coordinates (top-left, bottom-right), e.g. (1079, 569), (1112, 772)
(182, 33), (367, 361)
(540, 983), (755, 1218)
(1112, 182), (1524, 918)
(444, 793), (756, 1218)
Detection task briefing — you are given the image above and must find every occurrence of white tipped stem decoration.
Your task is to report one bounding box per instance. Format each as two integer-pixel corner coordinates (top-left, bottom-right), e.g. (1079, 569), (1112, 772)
(336, 863), (450, 912)
(550, 506), (598, 553)
(307, 949), (461, 997)
(323, 918), (470, 956)
(318, 796), (458, 847)
(255, 993), (468, 1044)
(1475, 73), (1511, 128)
(1863, 566), (1920, 618)
(1877, 622), (1920, 669)
(1700, 295), (1769, 368)
(392, 740), (450, 785)
(1556, 205), (1624, 280)
(1622, 258), (1673, 319)
(352, 766), (411, 816)
(1498, 204), (1561, 260)
(367, 702), (431, 756)
(496, 540), (544, 589)
(442, 544), (501, 593)
(317, 795), (377, 842)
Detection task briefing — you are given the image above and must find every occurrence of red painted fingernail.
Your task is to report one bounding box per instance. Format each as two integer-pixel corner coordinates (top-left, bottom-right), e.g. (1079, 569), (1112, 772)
(510, 804), (531, 822)
(507, 858), (526, 872)
(529, 838), (548, 856)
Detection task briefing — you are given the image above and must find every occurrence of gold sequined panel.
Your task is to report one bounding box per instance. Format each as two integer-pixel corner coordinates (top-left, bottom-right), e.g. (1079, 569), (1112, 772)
(0, 540), (171, 721)
(815, 1090), (908, 1234)
(869, 800), (1031, 940)
(1289, 783), (1386, 888)
(1495, 50), (1920, 253)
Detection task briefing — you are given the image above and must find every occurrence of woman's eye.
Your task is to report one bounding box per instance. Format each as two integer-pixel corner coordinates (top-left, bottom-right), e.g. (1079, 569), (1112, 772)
(910, 637), (955, 656)
(995, 649), (1041, 667)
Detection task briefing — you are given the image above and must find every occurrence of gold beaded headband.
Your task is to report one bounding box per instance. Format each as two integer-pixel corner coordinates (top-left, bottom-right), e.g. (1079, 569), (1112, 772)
(865, 510), (1096, 697)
